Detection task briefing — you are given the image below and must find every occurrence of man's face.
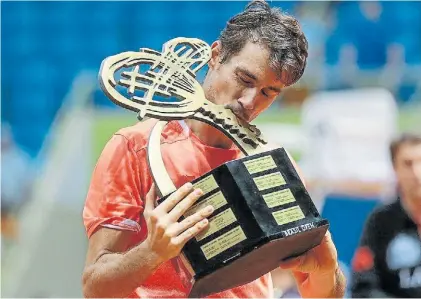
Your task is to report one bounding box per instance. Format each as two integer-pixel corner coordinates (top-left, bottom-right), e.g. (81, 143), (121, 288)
(203, 40), (285, 123)
(394, 142), (421, 223)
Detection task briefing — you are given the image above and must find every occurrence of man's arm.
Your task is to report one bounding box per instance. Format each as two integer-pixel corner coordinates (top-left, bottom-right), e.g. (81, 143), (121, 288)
(350, 211), (394, 298)
(279, 148), (346, 297)
(81, 134), (214, 298)
(82, 227), (161, 298)
(82, 183), (213, 298)
(280, 231), (346, 298)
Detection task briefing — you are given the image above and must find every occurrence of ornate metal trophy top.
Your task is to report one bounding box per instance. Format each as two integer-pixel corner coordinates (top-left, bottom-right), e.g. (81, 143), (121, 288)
(99, 38), (268, 196)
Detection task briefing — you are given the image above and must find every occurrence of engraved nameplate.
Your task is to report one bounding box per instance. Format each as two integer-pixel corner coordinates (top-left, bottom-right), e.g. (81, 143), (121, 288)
(262, 188), (296, 208)
(253, 172), (286, 191)
(184, 191), (228, 218)
(193, 175), (218, 194)
(243, 155), (277, 174)
(196, 208), (237, 241)
(200, 226), (247, 260)
(272, 206), (305, 225)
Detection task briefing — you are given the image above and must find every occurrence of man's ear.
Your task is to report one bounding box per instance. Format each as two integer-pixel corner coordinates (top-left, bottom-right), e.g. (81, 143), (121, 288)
(208, 40), (222, 70)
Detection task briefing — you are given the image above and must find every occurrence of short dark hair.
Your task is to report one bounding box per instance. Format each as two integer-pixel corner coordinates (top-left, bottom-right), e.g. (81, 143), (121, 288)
(390, 133), (421, 164)
(219, 0), (308, 87)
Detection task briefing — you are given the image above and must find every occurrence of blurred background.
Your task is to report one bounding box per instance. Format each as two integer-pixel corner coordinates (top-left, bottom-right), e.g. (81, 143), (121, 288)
(1, 1), (420, 297)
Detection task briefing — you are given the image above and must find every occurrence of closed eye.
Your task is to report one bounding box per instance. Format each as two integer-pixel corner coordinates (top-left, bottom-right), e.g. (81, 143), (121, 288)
(261, 90), (269, 97)
(262, 88), (279, 98)
(239, 76), (253, 86)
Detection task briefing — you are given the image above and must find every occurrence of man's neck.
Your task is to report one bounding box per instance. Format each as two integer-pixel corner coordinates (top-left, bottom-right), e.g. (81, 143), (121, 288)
(185, 119), (234, 149)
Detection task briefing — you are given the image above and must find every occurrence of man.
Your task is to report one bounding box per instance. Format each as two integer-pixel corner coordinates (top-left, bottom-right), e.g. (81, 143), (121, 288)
(351, 133), (421, 297)
(82, 1), (346, 298)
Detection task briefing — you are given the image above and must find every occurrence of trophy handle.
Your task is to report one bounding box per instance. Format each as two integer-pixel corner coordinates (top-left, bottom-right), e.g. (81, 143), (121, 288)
(147, 120), (177, 197)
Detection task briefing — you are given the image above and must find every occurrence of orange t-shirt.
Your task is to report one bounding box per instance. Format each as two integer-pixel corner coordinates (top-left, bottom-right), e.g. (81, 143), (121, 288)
(83, 119), (274, 298)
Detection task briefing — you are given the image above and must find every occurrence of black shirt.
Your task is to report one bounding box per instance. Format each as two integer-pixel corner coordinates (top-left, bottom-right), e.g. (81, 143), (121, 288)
(351, 199), (421, 298)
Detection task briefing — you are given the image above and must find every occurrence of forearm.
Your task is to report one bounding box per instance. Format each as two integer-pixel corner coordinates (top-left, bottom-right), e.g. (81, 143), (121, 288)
(82, 241), (162, 298)
(326, 266), (346, 298)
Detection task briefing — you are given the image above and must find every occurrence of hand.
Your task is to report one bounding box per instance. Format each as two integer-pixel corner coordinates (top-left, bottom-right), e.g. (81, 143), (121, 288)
(143, 182), (214, 263)
(279, 231), (346, 298)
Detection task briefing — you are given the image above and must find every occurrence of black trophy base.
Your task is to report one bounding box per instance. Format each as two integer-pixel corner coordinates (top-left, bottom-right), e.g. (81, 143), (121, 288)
(189, 223), (327, 297)
(158, 147), (329, 298)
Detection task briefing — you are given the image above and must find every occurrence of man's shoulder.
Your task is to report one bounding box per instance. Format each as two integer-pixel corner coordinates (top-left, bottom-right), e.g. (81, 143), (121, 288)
(115, 118), (158, 149)
(368, 199), (402, 224)
(113, 119), (187, 151)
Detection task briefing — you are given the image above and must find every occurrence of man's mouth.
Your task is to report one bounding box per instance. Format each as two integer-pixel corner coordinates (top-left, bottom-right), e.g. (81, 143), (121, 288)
(224, 104), (250, 123)
(235, 112), (250, 123)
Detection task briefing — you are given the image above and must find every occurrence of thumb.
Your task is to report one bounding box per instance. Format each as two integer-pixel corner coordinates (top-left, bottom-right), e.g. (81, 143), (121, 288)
(144, 183), (157, 213)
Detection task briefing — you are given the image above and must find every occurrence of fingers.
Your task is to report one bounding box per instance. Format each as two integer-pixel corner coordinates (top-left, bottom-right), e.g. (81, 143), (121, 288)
(173, 218), (210, 246)
(325, 230), (332, 239)
(167, 188), (204, 221)
(167, 205), (214, 237)
(157, 182), (195, 213)
(143, 182), (216, 263)
(280, 230), (338, 274)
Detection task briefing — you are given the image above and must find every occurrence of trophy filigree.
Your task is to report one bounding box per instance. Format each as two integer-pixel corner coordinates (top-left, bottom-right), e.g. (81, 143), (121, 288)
(99, 37), (267, 157)
(99, 37), (211, 120)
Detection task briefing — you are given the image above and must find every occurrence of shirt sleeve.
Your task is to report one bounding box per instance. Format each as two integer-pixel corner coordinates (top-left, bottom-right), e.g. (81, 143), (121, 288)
(350, 209), (394, 298)
(83, 133), (144, 238)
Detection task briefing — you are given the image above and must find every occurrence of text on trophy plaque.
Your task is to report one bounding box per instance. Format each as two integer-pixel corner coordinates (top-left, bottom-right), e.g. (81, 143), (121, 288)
(193, 174), (218, 194)
(243, 155), (277, 174)
(196, 208), (238, 241)
(184, 191), (228, 217)
(262, 188), (296, 208)
(253, 172), (287, 191)
(200, 226), (247, 260)
(272, 206), (305, 225)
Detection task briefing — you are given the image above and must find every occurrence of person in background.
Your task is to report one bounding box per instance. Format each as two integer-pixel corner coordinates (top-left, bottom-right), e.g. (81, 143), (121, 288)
(351, 133), (421, 297)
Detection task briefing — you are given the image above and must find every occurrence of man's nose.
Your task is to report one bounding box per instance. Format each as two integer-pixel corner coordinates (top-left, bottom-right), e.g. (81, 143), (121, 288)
(238, 88), (258, 110)
(414, 162), (421, 183)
